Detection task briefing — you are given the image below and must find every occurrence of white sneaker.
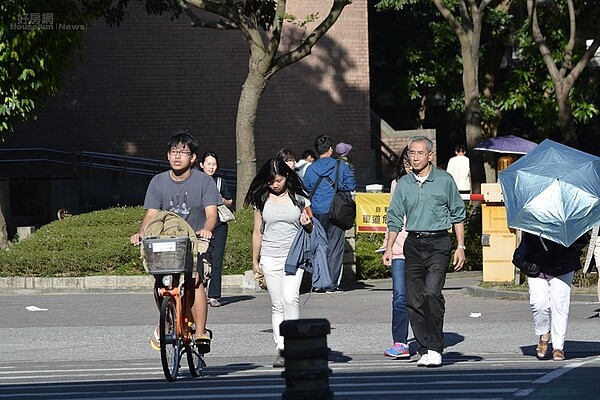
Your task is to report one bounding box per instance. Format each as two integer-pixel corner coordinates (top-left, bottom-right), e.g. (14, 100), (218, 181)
(426, 350), (442, 367)
(416, 353), (428, 367)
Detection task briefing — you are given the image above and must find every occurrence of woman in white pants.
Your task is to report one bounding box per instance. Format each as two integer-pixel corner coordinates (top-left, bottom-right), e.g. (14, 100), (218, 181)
(244, 158), (313, 368)
(522, 232), (589, 361)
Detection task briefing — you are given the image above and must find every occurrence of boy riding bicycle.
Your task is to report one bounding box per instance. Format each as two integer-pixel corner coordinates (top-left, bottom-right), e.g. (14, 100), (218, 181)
(130, 131), (220, 352)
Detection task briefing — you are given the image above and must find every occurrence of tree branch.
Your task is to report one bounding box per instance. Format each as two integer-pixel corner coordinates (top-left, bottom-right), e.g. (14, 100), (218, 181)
(527, 0), (560, 80)
(178, 0), (238, 29)
(433, 0), (467, 47)
(263, 0), (287, 69)
(267, 0), (352, 78)
(564, 39), (600, 91)
(179, 0), (240, 28)
(558, 0), (577, 77)
(181, 0), (268, 61)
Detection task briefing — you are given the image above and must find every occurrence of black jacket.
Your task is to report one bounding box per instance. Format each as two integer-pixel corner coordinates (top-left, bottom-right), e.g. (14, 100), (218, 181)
(522, 232), (589, 276)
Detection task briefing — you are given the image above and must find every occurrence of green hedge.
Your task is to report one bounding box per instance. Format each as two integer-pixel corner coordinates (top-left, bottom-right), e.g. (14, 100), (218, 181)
(0, 203), (500, 280)
(0, 205), (256, 277)
(0, 206), (145, 277)
(3, 204), (594, 292)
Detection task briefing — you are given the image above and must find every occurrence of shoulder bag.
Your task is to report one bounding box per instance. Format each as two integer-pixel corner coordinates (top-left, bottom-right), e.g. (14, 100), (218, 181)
(216, 177), (236, 223)
(512, 237), (540, 277)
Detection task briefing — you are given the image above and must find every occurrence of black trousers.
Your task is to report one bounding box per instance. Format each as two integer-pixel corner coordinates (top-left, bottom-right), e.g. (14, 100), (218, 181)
(207, 222), (228, 299)
(404, 234), (451, 354)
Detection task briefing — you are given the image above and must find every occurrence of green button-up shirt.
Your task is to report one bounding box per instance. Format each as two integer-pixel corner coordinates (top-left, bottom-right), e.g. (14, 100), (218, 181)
(387, 166), (466, 233)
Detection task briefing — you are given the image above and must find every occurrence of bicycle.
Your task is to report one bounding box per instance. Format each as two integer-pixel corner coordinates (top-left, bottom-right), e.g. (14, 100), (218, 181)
(142, 235), (212, 382)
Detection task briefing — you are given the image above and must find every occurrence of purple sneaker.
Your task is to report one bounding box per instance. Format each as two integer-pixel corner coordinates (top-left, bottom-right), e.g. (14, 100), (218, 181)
(384, 342), (410, 358)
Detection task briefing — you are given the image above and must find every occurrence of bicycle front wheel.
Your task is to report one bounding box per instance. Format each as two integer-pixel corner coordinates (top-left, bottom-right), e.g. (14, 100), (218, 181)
(160, 297), (180, 382)
(186, 342), (205, 377)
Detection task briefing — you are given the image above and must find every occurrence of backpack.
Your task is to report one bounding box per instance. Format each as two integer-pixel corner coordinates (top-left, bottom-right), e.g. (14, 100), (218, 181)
(309, 159), (356, 230)
(141, 211), (212, 283)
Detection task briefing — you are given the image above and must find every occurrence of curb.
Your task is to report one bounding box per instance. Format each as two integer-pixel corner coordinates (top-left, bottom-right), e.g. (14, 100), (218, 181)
(465, 286), (599, 303)
(1, 272), (598, 302)
(0, 271), (263, 295)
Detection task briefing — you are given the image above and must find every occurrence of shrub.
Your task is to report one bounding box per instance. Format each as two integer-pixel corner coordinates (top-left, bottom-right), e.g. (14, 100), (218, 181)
(0, 205), (256, 277)
(355, 233), (389, 280)
(222, 206), (254, 275)
(0, 206), (145, 277)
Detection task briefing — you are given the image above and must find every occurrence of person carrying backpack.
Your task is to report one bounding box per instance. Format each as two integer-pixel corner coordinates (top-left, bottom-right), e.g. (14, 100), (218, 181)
(303, 135), (356, 292)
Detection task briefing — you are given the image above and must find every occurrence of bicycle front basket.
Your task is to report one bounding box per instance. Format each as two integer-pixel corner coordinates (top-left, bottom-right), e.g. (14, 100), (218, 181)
(142, 236), (193, 274)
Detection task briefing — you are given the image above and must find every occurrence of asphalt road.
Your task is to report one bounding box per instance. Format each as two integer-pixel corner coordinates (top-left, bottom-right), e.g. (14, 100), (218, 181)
(1, 273), (600, 399)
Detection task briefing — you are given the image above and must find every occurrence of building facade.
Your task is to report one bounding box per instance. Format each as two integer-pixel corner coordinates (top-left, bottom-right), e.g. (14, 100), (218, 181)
(1, 0), (372, 235)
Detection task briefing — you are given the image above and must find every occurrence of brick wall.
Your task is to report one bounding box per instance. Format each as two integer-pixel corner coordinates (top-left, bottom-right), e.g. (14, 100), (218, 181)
(3, 0), (373, 183)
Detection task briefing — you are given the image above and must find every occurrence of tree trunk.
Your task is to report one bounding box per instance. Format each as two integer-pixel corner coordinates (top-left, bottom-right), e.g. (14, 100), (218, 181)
(235, 68), (269, 208)
(432, 0), (487, 194)
(0, 208), (8, 249)
(461, 44), (485, 194)
(556, 86), (578, 147)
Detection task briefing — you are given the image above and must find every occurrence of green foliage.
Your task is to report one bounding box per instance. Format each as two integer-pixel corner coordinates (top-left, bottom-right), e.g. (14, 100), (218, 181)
(0, 205), (255, 277)
(375, 0), (420, 12)
(355, 233), (389, 280)
(454, 203), (483, 272)
(222, 206), (254, 275)
(0, 206), (145, 277)
(572, 269), (598, 288)
(496, 5), (600, 141)
(0, 0), (89, 136)
(355, 202), (483, 280)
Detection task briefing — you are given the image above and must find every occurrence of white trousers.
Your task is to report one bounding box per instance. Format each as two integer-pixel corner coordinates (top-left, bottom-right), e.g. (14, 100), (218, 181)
(528, 271), (574, 351)
(260, 255), (304, 350)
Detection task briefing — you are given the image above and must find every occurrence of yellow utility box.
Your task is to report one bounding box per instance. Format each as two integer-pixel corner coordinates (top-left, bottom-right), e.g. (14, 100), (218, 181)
(480, 183), (517, 282)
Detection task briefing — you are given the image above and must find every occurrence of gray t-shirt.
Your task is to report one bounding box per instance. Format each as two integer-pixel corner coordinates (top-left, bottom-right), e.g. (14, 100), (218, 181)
(260, 196), (311, 257)
(143, 169), (221, 231)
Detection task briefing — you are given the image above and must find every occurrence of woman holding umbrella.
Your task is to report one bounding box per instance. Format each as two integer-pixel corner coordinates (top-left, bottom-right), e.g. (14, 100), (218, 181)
(518, 232), (589, 361)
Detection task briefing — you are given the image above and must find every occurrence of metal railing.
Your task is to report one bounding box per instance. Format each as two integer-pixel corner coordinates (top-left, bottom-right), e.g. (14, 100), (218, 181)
(0, 148), (237, 185)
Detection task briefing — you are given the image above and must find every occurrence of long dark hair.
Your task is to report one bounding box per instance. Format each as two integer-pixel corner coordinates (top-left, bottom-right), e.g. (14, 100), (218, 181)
(244, 158), (308, 212)
(392, 146), (410, 181)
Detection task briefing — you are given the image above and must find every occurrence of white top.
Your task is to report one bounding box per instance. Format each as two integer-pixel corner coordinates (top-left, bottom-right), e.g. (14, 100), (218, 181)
(446, 154), (471, 192)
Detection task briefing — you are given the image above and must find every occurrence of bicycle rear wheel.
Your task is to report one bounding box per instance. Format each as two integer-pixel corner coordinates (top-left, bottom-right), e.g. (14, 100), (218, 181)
(160, 297), (180, 382)
(186, 342), (206, 377)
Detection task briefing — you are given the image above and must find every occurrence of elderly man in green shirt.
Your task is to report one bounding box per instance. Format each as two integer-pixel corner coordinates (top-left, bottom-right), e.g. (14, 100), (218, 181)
(383, 135), (466, 368)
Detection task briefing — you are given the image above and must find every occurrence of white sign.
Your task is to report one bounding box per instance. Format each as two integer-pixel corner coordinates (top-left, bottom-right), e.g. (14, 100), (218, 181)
(152, 242), (176, 252)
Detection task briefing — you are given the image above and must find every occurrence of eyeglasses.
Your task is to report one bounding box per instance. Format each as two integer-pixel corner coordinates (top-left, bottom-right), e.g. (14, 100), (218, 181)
(407, 150), (431, 158)
(169, 149), (192, 157)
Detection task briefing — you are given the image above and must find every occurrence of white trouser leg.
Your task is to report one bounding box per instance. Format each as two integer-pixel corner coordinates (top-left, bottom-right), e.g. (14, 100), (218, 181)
(528, 275), (551, 336)
(260, 255), (304, 350)
(548, 272), (574, 350)
(528, 271), (573, 351)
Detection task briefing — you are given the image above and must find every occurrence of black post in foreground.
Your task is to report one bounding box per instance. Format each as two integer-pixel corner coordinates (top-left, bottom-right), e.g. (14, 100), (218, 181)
(280, 318), (333, 400)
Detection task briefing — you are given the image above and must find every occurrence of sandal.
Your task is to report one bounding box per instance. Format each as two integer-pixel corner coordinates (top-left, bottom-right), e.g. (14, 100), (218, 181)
(150, 325), (160, 351)
(208, 298), (221, 307)
(536, 334), (550, 359)
(552, 349), (565, 361)
(195, 328), (212, 354)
